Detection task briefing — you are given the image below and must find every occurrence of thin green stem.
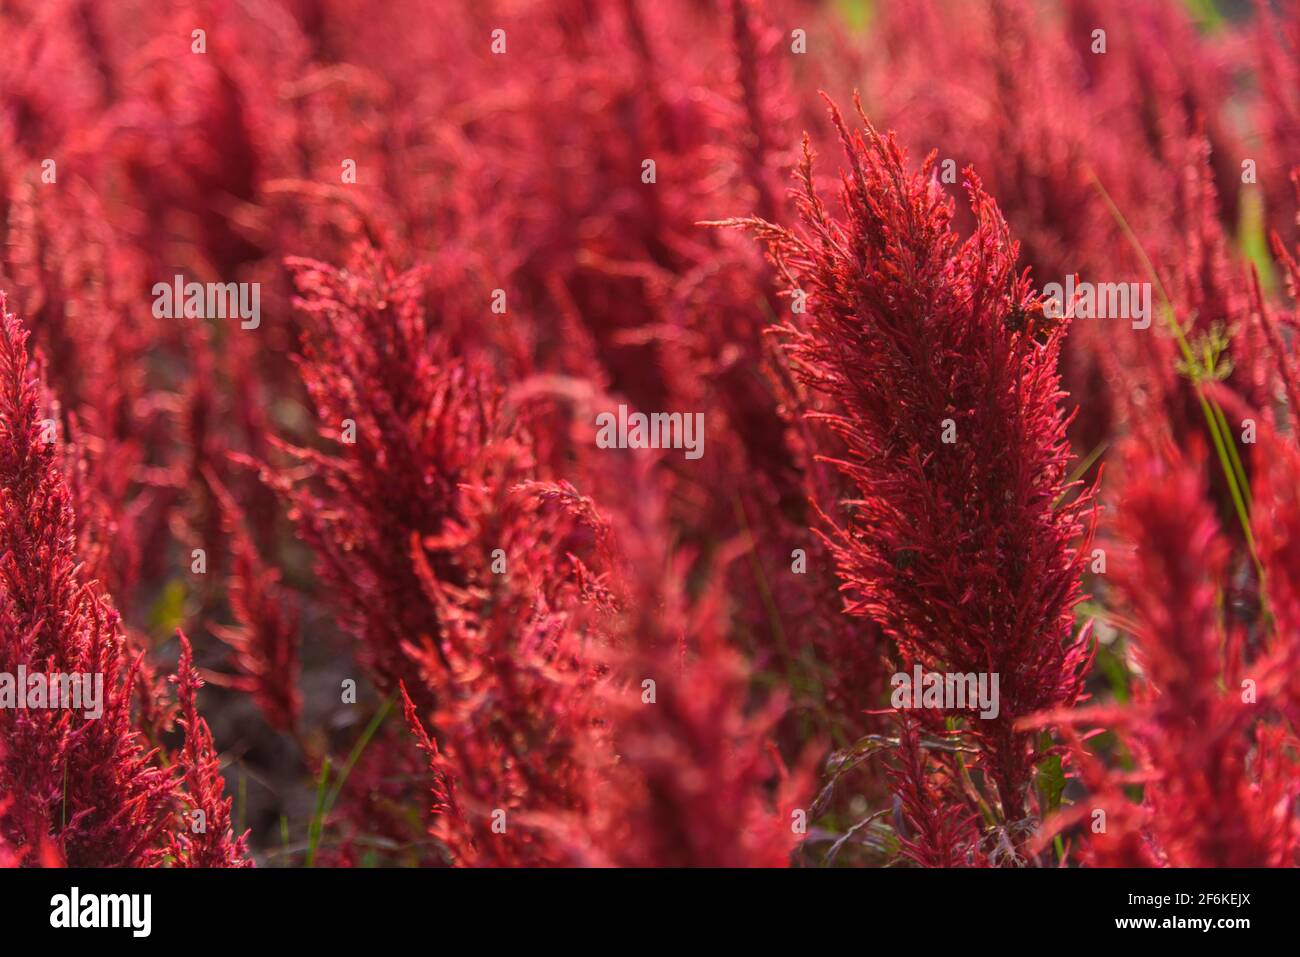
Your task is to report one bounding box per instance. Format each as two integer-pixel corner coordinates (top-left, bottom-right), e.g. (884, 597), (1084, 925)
(306, 756), (332, 869)
(1088, 170), (1264, 585)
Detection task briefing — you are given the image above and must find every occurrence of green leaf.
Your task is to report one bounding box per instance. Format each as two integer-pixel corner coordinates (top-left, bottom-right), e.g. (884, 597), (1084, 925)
(1035, 751), (1066, 815)
(1096, 643), (1130, 705)
(148, 579), (187, 634)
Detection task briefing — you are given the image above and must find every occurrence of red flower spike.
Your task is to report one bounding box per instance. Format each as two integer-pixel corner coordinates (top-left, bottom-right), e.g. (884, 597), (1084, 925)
(169, 632), (253, 868)
(726, 96), (1095, 861)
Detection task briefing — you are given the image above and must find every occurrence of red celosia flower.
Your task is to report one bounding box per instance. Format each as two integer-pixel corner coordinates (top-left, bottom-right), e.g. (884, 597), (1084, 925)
(269, 248), (486, 710)
(1047, 436), (1300, 867)
(168, 632), (253, 867)
(0, 294), (175, 866)
(725, 96), (1095, 862)
(204, 468), (301, 735)
(1254, 1), (1300, 248)
(270, 247), (617, 865)
(584, 485), (816, 868)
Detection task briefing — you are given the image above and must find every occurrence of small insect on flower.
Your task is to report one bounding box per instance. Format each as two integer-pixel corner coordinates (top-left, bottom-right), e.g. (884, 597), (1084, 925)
(1003, 298), (1059, 343)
